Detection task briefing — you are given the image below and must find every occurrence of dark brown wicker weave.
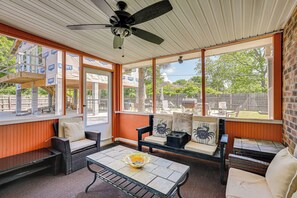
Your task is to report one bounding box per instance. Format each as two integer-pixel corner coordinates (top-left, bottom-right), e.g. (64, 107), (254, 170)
(51, 123), (101, 174)
(228, 154), (270, 176)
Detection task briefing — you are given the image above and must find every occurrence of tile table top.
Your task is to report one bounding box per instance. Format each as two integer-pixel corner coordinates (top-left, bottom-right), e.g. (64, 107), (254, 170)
(233, 138), (285, 154)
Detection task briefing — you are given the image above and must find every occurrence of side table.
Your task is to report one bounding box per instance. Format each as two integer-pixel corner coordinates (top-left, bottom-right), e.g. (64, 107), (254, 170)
(0, 148), (61, 185)
(233, 138), (285, 162)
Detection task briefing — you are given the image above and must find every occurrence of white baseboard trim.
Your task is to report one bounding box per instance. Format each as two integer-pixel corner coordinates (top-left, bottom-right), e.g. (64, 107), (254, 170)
(115, 137), (138, 146)
(101, 138), (113, 147)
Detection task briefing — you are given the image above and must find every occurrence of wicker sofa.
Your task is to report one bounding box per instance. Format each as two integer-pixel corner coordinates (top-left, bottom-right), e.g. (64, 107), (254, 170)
(51, 117), (101, 174)
(137, 114), (228, 184)
(226, 147), (297, 198)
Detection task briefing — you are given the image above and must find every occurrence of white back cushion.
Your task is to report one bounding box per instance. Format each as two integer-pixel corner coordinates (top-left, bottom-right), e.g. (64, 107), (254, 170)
(172, 112), (193, 135)
(58, 117), (82, 137)
(265, 148), (297, 198)
(63, 121), (85, 142)
(193, 116), (219, 143)
(152, 118), (172, 137)
(191, 121), (217, 146)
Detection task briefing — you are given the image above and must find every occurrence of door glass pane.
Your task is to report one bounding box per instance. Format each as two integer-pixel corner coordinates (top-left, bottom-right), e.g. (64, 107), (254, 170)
(66, 53), (80, 115)
(85, 73), (109, 126)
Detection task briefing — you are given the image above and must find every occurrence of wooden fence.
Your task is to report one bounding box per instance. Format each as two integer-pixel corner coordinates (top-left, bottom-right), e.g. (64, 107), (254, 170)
(0, 95), (48, 111)
(0, 95), (109, 112)
(124, 93), (268, 112)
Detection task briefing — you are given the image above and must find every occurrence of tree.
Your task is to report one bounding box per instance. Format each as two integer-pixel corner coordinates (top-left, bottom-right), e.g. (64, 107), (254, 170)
(196, 47), (268, 94)
(0, 36), (17, 94)
(161, 76), (202, 97)
(0, 36), (16, 77)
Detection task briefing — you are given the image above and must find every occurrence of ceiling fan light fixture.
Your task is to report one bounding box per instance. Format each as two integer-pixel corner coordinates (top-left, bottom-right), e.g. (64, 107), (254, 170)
(178, 56), (183, 64)
(111, 27), (132, 38)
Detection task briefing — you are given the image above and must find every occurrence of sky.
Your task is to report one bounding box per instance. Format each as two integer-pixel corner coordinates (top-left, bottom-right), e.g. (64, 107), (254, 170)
(160, 59), (199, 82)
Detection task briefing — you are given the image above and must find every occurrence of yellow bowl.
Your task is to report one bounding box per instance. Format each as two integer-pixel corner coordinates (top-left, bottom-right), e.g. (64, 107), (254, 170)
(123, 153), (150, 168)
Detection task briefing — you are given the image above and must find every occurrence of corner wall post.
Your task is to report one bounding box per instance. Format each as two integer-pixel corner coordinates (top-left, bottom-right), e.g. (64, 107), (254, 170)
(152, 58), (157, 114)
(201, 49), (206, 116)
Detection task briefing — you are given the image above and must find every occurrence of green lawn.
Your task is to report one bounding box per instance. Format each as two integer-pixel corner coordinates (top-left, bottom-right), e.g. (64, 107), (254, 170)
(229, 111), (269, 119)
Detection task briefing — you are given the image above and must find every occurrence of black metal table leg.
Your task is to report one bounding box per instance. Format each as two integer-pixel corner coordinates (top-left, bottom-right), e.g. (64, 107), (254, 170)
(177, 172), (189, 198)
(85, 161), (97, 193)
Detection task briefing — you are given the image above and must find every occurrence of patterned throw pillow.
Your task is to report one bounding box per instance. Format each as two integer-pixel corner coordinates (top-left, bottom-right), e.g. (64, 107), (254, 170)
(191, 121), (217, 146)
(172, 112), (193, 135)
(152, 118), (172, 137)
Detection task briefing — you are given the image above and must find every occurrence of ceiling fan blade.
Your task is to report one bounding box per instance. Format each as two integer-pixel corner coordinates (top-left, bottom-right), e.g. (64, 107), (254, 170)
(127, 0), (173, 25)
(113, 36), (124, 49)
(132, 28), (164, 45)
(91, 0), (119, 21)
(67, 24), (111, 30)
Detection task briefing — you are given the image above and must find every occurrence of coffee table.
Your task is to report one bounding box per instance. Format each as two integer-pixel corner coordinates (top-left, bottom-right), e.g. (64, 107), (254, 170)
(85, 145), (190, 198)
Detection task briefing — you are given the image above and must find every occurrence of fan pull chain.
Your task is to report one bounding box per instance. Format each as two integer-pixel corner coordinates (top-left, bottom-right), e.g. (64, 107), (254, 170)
(122, 44), (125, 58)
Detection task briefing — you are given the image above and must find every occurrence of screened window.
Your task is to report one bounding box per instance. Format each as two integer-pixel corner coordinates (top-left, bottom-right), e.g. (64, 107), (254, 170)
(0, 35), (63, 120)
(205, 45), (272, 119)
(156, 56), (202, 115)
(122, 63), (153, 113)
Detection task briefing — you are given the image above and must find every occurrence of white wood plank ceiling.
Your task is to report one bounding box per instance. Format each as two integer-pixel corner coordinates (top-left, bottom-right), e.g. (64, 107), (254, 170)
(0, 0), (296, 65)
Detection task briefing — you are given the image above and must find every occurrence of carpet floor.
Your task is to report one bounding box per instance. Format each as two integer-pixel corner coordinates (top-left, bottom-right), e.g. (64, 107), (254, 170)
(0, 143), (226, 198)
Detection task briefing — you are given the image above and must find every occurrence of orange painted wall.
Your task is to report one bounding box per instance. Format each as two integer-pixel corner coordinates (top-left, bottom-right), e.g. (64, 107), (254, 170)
(0, 119), (56, 158)
(0, 114), (283, 158)
(118, 113), (283, 154)
(119, 113), (149, 141)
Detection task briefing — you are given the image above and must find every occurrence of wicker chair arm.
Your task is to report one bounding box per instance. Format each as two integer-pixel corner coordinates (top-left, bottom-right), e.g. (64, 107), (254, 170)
(51, 137), (71, 154)
(136, 126), (152, 134)
(51, 137), (72, 174)
(85, 131), (101, 150)
(85, 131), (101, 142)
(220, 134), (228, 145)
(229, 154), (270, 176)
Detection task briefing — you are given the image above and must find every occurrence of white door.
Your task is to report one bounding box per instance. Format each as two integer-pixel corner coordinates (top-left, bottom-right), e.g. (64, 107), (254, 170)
(83, 67), (112, 146)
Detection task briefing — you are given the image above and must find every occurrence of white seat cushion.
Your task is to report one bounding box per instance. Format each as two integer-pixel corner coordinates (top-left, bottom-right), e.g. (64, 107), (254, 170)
(144, 135), (166, 145)
(226, 168), (272, 198)
(70, 139), (96, 152)
(184, 141), (217, 155)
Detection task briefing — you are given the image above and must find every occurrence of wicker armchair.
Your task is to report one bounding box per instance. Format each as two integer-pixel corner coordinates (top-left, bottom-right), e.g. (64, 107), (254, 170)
(51, 120), (101, 174)
(226, 154), (272, 198)
(227, 148), (297, 198)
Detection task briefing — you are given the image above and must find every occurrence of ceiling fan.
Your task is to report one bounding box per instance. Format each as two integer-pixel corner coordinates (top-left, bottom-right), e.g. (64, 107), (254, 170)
(66, 0), (173, 49)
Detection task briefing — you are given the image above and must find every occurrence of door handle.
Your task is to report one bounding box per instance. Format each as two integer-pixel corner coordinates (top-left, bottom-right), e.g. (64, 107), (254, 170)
(83, 105), (86, 107)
